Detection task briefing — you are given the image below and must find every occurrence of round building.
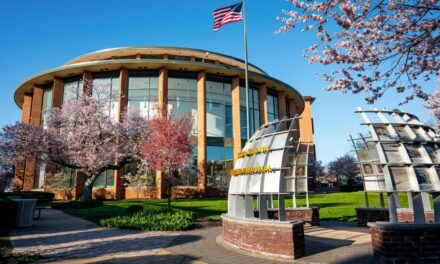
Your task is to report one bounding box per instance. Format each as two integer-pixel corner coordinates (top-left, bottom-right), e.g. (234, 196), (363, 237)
(13, 46), (315, 200)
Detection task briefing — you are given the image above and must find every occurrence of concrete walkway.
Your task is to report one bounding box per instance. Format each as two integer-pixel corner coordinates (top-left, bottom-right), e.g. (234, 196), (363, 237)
(9, 209), (181, 263)
(10, 209), (376, 264)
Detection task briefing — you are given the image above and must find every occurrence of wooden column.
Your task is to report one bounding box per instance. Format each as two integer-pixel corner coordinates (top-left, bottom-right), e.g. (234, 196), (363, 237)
(156, 68), (168, 199)
(76, 71), (93, 199)
(23, 87), (43, 191)
(114, 68), (129, 200)
(278, 91), (286, 118)
(197, 72), (207, 193)
(14, 94), (33, 190)
(232, 77), (242, 161)
(258, 84), (268, 125)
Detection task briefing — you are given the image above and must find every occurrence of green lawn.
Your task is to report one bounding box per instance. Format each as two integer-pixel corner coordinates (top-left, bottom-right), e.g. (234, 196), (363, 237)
(61, 192), (411, 222)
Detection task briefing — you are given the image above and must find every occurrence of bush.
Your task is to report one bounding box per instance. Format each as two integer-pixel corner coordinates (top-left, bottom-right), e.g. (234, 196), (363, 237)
(0, 199), (17, 229)
(0, 191), (54, 205)
(126, 205), (144, 215)
(51, 200), (103, 210)
(100, 210), (194, 231)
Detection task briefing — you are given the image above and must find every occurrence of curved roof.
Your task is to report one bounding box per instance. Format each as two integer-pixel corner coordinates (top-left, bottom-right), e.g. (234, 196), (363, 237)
(64, 46), (268, 75)
(13, 47), (305, 113)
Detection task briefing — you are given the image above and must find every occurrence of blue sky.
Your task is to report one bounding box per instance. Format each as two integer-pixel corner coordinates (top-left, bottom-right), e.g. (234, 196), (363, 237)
(0, 0), (435, 164)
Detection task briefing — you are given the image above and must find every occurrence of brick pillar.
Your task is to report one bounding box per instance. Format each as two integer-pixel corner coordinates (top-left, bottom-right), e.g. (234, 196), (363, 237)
(258, 84), (268, 125)
(299, 96), (316, 160)
(232, 77), (241, 161)
(14, 94), (33, 190)
(288, 99), (297, 118)
(83, 71), (93, 96)
(75, 172), (86, 200)
(156, 68), (168, 199)
(278, 91), (286, 118)
(52, 78), (64, 108)
(114, 68), (129, 200)
(23, 87), (43, 191)
(197, 71), (207, 194)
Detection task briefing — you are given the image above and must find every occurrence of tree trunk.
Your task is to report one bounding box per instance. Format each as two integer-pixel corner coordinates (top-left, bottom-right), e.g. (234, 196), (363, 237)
(166, 172), (172, 210)
(80, 182), (93, 203)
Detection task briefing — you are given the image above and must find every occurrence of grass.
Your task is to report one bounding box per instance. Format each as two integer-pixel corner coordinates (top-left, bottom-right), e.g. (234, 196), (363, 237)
(63, 198), (228, 222)
(60, 192), (415, 223)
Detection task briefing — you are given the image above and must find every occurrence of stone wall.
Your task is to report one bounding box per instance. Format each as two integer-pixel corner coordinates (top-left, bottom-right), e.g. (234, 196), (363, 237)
(222, 214), (305, 260)
(369, 222), (440, 263)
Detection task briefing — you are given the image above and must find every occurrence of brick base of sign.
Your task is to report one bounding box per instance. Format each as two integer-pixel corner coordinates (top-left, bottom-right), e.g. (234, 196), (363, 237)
(368, 222), (440, 264)
(356, 207), (436, 227)
(221, 214), (305, 260)
(397, 208), (435, 223)
(356, 208), (389, 226)
(254, 207), (320, 226)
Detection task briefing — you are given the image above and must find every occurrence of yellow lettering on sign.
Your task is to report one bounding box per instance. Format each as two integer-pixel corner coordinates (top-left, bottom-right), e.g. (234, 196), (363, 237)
(237, 145), (270, 158)
(230, 165), (272, 176)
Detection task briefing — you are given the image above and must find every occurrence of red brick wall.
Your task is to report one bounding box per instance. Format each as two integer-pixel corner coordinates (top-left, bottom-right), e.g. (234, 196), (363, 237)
(255, 207), (320, 226)
(369, 223), (440, 263)
(397, 208), (435, 223)
(222, 214), (305, 259)
(356, 207), (435, 226)
(356, 208), (389, 226)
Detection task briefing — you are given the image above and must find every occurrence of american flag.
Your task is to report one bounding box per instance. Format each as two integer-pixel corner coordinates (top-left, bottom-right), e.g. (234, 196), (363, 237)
(213, 2), (243, 32)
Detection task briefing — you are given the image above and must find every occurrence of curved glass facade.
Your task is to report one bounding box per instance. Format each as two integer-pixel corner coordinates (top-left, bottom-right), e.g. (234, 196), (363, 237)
(14, 47), (310, 199)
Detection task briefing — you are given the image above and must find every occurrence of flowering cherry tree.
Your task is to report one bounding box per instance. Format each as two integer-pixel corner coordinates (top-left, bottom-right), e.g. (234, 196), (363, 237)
(140, 108), (193, 209)
(425, 87), (440, 129)
(0, 92), (149, 202)
(277, 0), (439, 104)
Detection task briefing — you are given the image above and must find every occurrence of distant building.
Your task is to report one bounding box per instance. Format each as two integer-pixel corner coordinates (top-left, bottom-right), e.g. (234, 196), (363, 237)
(12, 46), (315, 199)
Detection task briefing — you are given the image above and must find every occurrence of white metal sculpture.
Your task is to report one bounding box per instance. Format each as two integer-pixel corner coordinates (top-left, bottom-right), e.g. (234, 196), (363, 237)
(352, 108), (440, 223)
(228, 116), (312, 221)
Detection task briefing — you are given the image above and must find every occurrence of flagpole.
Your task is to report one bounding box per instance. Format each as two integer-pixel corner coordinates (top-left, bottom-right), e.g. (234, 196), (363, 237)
(242, 0), (250, 140)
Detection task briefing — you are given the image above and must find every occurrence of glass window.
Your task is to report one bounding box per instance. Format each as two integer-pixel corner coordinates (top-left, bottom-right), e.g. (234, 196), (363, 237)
(172, 146), (198, 186)
(206, 80), (232, 138)
(206, 77), (234, 190)
(33, 154), (46, 189)
(207, 146), (233, 190)
(92, 72), (119, 121)
(128, 71), (159, 119)
(93, 170), (115, 188)
(40, 84), (53, 128)
(240, 85), (260, 139)
(168, 73), (198, 135)
(63, 77), (83, 103)
(267, 92), (279, 122)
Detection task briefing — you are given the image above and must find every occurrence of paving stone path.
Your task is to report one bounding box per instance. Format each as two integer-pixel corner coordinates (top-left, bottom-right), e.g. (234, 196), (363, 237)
(10, 209), (376, 263)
